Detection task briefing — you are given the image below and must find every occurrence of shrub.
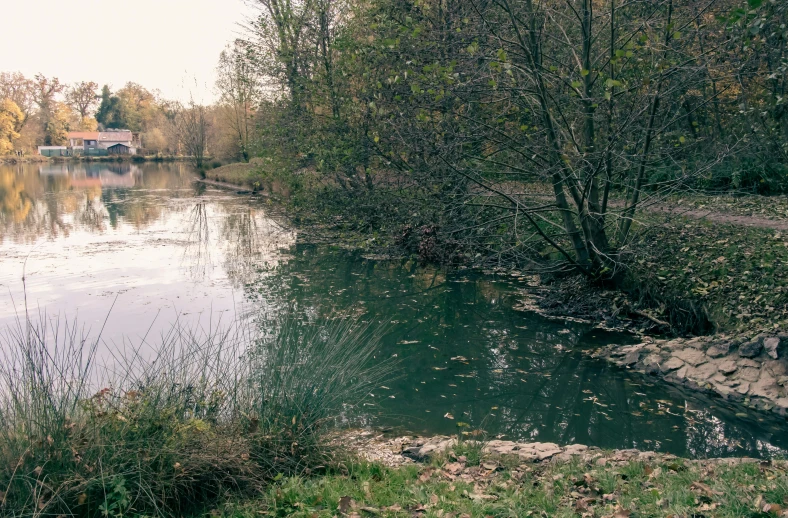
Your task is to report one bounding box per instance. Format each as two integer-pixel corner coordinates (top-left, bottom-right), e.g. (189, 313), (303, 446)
(0, 314), (391, 517)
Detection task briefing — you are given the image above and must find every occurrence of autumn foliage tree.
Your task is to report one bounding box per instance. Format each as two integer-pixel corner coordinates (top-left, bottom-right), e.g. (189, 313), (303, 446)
(0, 99), (24, 154)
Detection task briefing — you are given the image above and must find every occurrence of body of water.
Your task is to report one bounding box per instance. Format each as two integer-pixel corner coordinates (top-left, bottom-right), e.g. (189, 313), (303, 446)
(1, 161), (786, 458)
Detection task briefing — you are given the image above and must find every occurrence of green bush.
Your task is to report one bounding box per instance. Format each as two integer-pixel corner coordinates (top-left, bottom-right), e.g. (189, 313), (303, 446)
(0, 315), (391, 517)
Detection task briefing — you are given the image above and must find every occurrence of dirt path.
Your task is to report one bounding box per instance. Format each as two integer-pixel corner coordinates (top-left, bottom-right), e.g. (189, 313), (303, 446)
(638, 203), (788, 231)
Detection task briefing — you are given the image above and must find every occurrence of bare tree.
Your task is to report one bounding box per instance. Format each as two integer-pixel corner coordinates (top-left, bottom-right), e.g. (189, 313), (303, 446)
(176, 100), (211, 170)
(66, 81), (99, 119)
(217, 41), (261, 161)
(32, 74), (64, 116)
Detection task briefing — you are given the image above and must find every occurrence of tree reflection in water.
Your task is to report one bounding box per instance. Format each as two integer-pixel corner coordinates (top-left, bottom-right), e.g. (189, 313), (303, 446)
(242, 246), (788, 459)
(1, 163), (786, 459)
(183, 202), (212, 281)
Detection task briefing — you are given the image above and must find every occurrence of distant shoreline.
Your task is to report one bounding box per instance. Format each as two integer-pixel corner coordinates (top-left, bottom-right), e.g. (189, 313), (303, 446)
(1, 155), (192, 165)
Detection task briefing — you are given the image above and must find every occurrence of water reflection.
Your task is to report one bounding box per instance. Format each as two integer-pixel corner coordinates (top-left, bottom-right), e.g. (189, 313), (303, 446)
(1, 163), (786, 459)
(0, 162), (200, 242)
(243, 246), (788, 459)
(0, 162), (295, 349)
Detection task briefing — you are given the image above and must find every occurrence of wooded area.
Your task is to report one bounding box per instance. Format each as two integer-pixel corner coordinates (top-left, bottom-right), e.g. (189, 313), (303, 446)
(2, 0), (787, 282)
(226, 0), (788, 281)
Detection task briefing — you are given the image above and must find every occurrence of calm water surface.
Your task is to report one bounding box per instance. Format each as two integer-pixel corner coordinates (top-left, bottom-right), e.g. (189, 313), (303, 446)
(1, 162), (787, 458)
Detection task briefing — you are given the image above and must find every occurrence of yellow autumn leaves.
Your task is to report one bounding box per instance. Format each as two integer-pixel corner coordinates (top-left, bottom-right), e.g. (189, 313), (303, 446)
(0, 98), (23, 155)
(0, 169), (31, 223)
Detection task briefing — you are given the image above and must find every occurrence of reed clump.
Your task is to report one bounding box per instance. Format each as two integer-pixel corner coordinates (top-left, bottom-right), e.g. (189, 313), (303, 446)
(0, 314), (390, 517)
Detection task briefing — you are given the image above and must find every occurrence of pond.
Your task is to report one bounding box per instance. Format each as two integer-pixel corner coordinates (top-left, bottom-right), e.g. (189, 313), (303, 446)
(1, 161), (787, 459)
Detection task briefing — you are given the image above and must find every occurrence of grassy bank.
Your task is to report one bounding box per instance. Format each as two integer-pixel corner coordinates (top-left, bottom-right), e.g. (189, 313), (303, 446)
(0, 155), (49, 164)
(205, 162), (258, 187)
(217, 447), (788, 518)
(0, 316), (390, 517)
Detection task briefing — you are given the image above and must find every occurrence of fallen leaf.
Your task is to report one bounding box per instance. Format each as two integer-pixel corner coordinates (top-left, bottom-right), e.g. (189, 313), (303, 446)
(608, 505), (631, 518)
(691, 481), (722, 498)
(444, 462), (464, 475)
(419, 469), (434, 482)
(338, 496), (353, 514)
(468, 492), (497, 501)
(430, 494), (439, 505)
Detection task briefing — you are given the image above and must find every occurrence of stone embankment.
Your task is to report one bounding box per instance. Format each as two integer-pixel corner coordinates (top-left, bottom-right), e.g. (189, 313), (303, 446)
(339, 431), (765, 469)
(594, 333), (788, 415)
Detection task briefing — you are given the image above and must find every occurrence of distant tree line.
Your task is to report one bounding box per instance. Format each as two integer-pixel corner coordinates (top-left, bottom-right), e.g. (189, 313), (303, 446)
(0, 73), (245, 161)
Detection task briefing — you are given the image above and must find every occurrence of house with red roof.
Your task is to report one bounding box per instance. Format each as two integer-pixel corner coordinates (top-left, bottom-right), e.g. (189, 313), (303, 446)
(64, 129), (137, 155)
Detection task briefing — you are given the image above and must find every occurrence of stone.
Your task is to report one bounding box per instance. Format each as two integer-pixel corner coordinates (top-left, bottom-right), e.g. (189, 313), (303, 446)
(663, 340), (685, 352)
(706, 345), (729, 358)
(415, 437), (456, 458)
(674, 348), (708, 367)
(737, 367), (761, 382)
(736, 382), (750, 395)
(764, 337), (781, 359)
(737, 358), (760, 368)
(623, 349), (641, 366)
(675, 366), (689, 381)
(719, 359), (737, 375)
(775, 398), (788, 410)
(713, 383), (734, 397)
(779, 376), (788, 387)
(749, 374), (780, 399)
(711, 373), (727, 384)
(519, 442), (562, 461)
(739, 339), (763, 358)
(562, 444), (588, 455)
(556, 444), (588, 461)
(764, 360), (788, 377)
(708, 340), (732, 356)
(402, 446), (423, 459)
(517, 451), (538, 462)
(485, 441), (518, 455)
(687, 362), (719, 381)
(660, 357), (685, 373)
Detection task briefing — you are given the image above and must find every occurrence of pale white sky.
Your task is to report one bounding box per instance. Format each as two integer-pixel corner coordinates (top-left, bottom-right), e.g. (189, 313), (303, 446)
(1, 0), (257, 102)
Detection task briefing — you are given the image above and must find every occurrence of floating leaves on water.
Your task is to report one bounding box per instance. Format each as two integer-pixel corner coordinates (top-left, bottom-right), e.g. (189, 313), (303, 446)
(433, 367), (447, 371)
(451, 356), (468, 361)
(398, 340), (420, 344)
(444, 412), (455, 420)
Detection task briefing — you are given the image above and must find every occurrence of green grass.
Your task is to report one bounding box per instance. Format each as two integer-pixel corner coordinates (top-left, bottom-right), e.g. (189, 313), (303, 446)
(211, 456), (788, 518)
(205, 162), (257, 186)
